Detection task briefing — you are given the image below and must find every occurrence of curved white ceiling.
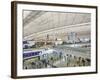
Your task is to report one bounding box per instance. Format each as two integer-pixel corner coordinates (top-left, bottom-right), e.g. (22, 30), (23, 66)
(23, 10), (91, 40)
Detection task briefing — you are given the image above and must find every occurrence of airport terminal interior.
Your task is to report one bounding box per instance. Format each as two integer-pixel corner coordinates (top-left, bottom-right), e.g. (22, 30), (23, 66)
(23, 10), (91, 69)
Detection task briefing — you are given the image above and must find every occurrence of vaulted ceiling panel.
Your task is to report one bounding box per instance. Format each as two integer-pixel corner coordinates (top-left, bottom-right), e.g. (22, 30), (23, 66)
(23, 10), (91, 40)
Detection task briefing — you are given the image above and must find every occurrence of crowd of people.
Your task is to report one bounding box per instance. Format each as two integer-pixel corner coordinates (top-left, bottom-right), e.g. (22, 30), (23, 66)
(23, 51), (91, 69)
(61, 54), (91, 67)
(23, 57), (57, 69)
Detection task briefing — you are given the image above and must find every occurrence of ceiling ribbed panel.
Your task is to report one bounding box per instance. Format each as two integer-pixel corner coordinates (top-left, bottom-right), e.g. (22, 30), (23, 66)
(23, 10), (91, 40)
